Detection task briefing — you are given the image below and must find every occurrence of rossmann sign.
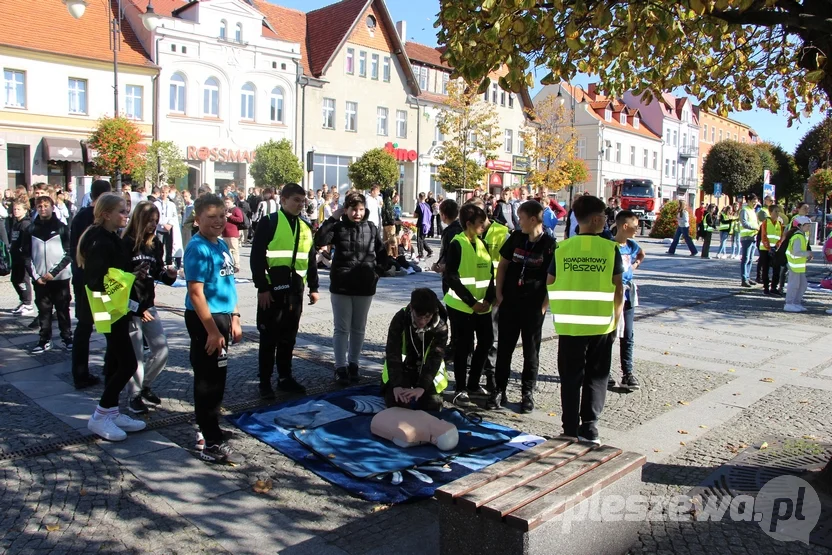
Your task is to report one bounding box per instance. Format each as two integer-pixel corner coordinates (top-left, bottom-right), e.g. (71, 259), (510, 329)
(186, 146), (257, 163)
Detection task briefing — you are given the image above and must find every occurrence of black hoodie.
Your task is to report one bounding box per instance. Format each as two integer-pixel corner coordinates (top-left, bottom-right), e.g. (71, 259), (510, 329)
(382, 304), (448, 392)
(315, 211), (388, 296)
(78, 225), (131, 292)
(122, 234), (177, 315)
(9, 215), (31, 259)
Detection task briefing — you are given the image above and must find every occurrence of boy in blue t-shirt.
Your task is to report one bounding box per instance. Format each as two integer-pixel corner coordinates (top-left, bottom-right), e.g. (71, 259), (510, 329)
(612, 210), (645, 391)
(184, 194), (243, 465)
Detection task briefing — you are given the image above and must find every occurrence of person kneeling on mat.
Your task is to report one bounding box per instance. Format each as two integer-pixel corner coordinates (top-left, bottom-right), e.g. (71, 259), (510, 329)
(382, 288), (450, 411)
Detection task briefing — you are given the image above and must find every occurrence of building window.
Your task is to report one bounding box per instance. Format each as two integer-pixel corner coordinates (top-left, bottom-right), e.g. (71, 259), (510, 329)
(345, 101), (357, 132)
(3, 69), (25, 108)
(322, 98), (335, 129)
(346, 48), (355, 74)
(240, 82), (255, 120)
(68, 78), (87, 114)
(733, 133), (737, 141)
(468, 131), (477, 149)
(377, 106), (388, 135)
(508, 93), (514, 109)
(576, 138), (586, 159)
(126, 85), (142, 120)
(270, 87), (284, 123)
(682, 133), (687, 148)
(633, 116), (639, 129)
(741, 137), (746, 143)
(702, 124), (708, 141)
(671, 160), (677, 178)
(664, 159), (670, 177)
(653, 151), (658, 170)
(518, 137), (525, 155)
(492, 82), (498, 103)
(419, 66), (428, 90)
(629, 146), (636, 165)
(500, 90), (506, 106)
(429, 165), (447, 197)
(203, 77), (219, 116)
(620, 112), (627, 125)
(382, 57), (391, 82)
(359, 51), (367, 77)
(396, 109), (407, 138)
(434, 125), (444, 143)
(235, 23), (242, 42)
(672, 130), (677, 146)
(718, 129), (723, 142)
(370, 54), (379, 80)
(642, 148), (648, 168)
(219, 20), (227, 39)
(604, 142), (611, 161)
(366, 15), (377, 30)
(604, 108), (612, 121)
(170, 73), (186, 113)
(504, 129), (513, 153)
(615, 142), (621, 163)
(313, 153), (353, 192)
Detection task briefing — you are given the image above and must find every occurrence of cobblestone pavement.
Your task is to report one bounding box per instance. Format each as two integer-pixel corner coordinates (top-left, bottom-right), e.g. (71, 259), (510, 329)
(2, 238), (832, 554)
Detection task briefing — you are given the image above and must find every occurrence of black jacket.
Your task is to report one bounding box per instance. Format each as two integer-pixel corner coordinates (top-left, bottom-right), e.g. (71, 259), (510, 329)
(438, 219), (463, 294)
(380, 188), (396, 226)
(444, 233), (496, 308)
(315, 213), (388, 296)
(78, 225), (131, 292)
(122, 234), (176, 315)
(23, 215), (71, 281)
(70, 206), (95, 286)
(383, 304), (448, 392)
(251, 209), (319, 296)
(9, 215), (31, 259)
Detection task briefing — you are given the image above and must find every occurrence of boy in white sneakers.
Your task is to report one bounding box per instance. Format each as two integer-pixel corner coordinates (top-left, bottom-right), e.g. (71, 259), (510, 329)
(784, 216), (812, 312)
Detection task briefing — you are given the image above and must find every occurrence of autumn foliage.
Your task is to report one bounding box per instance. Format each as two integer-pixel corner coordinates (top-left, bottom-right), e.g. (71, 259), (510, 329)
(87, 116), (144, 178)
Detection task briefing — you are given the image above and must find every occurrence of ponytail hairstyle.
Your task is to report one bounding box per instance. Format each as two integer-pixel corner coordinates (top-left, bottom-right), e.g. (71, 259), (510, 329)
(122, 201), (160, 254)
(76, 193), (126, 268)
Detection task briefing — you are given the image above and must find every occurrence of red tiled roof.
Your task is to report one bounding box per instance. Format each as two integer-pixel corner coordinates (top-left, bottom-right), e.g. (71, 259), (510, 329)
(0, 0), (153, 68)
(561, 83), (661, 141)
(255, 1), (310, 75)
(132, 0), (187, 18)
(417, 91), (448, 104)
(305, 0), (369, 77)
(405, 41), (450, 69)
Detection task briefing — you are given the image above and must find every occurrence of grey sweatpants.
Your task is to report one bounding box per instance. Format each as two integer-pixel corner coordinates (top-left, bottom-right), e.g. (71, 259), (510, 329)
(128, 307), (169, 397)
(785, 271), (807, 307)
(331, 293), (373, 368)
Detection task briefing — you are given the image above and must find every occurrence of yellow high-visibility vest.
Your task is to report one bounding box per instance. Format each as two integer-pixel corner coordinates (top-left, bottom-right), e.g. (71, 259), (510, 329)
(382, 309), (449, 394)
(483, 221), (509, 269)
(265, 211), (313, 284)
(786, 232), (808, 273)
(443, 234), (492, 315)
(85, 268), (136, 334)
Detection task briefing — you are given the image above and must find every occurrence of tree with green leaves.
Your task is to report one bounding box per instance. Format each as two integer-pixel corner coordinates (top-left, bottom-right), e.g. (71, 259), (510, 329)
(769, 145), (802, 205)
(249, 139), (303, 188)
(436, 79), (500, 191)
(794, 117), (832, 181)
(87, 116), (144, 178)
(131, 141), (188, 187)
(347, 148), (399, 190)
(701, 140), (763, 201)
(808, 168), (832, 203)
(520, 94), (585, 192)
(438, 1), (831, 123)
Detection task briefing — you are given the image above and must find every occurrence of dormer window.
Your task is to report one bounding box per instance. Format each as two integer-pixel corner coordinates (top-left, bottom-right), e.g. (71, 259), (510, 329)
(366, 15), (377, 29)
(619, 112), (626, 125)
(604, 108), (611, 121)
(633, 116), (640, 129)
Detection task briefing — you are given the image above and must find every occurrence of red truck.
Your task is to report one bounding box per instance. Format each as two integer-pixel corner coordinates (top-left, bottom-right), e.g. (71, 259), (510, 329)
(609, 179), (659, 231)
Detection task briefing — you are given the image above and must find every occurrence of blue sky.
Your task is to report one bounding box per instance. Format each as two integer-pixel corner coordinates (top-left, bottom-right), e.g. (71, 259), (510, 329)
(275, 0), (826, 155)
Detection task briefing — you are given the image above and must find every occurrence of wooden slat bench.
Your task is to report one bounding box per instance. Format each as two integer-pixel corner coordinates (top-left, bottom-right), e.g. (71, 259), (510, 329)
(435, 437), (646, 555)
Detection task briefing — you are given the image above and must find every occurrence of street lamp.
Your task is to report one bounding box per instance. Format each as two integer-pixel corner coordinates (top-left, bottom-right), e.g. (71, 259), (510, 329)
(66, 0), (162, 187)
(556, 84), (586, 206)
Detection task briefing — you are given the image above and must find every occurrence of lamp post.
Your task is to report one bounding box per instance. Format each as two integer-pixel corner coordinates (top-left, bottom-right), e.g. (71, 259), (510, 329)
(65, 0), (162, 188)
(556, 84), (586, 208)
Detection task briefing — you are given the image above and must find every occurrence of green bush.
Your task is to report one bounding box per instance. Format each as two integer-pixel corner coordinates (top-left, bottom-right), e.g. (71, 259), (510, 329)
(649, 200), (696, 239)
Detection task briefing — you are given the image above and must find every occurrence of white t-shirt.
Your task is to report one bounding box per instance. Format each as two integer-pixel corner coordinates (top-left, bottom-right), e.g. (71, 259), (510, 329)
(365, 194), (381, 227)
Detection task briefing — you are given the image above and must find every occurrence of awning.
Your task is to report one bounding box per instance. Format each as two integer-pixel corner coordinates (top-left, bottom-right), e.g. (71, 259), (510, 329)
(42, 137), (83, 162)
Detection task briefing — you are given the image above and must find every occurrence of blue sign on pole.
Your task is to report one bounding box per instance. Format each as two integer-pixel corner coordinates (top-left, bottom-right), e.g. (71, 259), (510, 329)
(713, 183), (722, 198)
(763, 183), (776, 199)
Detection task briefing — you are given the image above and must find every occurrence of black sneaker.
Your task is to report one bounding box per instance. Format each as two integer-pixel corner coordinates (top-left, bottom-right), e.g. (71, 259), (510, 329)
(31, 340), (52, 354)
(578, 423), (600, 445)
(485, 391), (501, 410)
(608, 376), (616, 389)
(452, 391), (476, 408)
(335, 367), (349, 386)
(128, 395), (149, 415)
(62, 340), (73, 351)
(348, 363), (360, 383)
(259, 383), (275, 399)
(277, 377), (306, 394)
(28, 317), (40, 330)
(141, 387), (162, 405)
(200, 443), (245, 465)
(520, 394), (534, 414)
(500, 391), (508, 406)
(468, 385), (489, 397)
(74, 374), (101, 390)
(741, 281), (752, 288)
(620, 374), (640, 391)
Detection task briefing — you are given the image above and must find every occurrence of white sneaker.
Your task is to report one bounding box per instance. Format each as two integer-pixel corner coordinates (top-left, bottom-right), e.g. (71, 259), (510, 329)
(784, 304), (803, 313)
(19, 305), (35, 317)
(826, 308), (832, 315)
(113, 413), (147, 433)
(11, 303), (24, 314)
(88, 414), (127, 441)
(796, 305), (808, 312)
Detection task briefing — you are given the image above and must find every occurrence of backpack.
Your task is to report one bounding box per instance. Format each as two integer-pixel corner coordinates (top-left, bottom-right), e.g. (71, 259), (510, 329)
(237, 211), (251, 231)
(0, 241), (10, 276)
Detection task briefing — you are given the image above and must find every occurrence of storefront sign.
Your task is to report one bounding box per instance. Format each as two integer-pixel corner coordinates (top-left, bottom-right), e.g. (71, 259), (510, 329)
(383, 142), (417, 162)
(186, 146), (256, 163)
(512, 155), (531, 172)
(489, 172), (503, 186)
(486, 159), (512, 172)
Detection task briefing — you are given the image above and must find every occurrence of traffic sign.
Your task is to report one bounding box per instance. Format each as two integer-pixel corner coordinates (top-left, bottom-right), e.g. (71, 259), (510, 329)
(763, 183), (776, 199)
(713, 182), (722, 198)
(763, 169), (770, 185)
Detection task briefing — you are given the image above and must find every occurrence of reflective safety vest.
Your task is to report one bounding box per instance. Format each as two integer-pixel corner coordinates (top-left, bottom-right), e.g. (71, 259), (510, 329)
(382, 310), (449, 394)
(546, 235), (617, 337)
(443, 234), (492, 314)
(483, 221), (509, 269)
(760, 220), (782, 251)
(717, 214), (731, 231)
(739, 207), (759, 238)
(786, 232), (808, 273)
(265, 211), (314, 284)
(85, 268), (136, 334)
(703, 214), (716, 233)
(758, 207), (770, 222)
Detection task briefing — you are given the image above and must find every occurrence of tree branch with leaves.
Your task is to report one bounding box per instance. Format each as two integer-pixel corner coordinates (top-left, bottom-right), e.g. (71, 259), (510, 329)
(131, 141), (188, 187)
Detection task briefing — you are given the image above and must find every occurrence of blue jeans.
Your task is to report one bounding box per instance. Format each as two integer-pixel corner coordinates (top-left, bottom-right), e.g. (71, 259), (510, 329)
(716, 231), (730, 256)
(668, 226), (697, 255)
(731, 233), (741, 257)
(740, 237), (757, 282)
(620, 301), (634, 376)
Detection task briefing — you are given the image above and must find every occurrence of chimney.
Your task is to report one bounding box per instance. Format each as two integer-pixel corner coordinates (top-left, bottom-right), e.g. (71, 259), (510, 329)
(396, 20), (406, 42)
(587, 83), (598, 96)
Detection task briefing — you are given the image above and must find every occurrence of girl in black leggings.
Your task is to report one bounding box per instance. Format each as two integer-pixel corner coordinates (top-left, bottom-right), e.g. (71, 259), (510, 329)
(76, 193), (147, 442)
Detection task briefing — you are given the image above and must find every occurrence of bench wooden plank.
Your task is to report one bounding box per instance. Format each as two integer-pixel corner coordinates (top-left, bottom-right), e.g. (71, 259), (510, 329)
(456, 442), (593, 511)
(434, 438), (572, 503)
(505, 451), (647, 532)
(479, 445), (622, 521)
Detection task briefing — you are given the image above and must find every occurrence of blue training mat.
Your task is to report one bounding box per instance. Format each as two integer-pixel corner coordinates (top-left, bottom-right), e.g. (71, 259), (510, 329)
(227, 385), (525, 504)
